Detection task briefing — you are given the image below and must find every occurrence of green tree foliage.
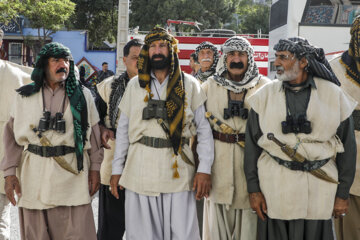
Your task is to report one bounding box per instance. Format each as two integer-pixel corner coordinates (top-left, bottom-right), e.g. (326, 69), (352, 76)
(0, 0), (75, 53)
(67, 0), (118, 48)
(236, 0), (270, 34)
(129, 0), (239, 32)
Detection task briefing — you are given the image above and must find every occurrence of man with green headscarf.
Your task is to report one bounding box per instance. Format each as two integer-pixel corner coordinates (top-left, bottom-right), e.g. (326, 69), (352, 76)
(110, 27), (214, 239)
(0, 42), (103, 240)
(331, 15), (360, 240)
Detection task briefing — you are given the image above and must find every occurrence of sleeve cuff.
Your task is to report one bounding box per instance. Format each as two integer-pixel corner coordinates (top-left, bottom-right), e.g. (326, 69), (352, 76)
(196, 162), (211, 175)
(247, 182), (261, 193)
(336, 186), (350, 200)
(90, 163), (101, 171)
(112, 166), (124, 175)
(4, 167), (16, 177)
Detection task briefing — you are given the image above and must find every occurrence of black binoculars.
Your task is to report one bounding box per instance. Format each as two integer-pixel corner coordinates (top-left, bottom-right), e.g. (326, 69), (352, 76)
(224, 100), (248, 120)
(142, 99), (168, 120)
(281, 114), (312, 134)
(38, 111), (66, 133)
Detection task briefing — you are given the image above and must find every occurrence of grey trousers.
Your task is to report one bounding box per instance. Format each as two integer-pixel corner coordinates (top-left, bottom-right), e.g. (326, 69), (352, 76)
(257, 216), (334, 240)
(125, 189), (200, 240)
(19, 204), (97, 240)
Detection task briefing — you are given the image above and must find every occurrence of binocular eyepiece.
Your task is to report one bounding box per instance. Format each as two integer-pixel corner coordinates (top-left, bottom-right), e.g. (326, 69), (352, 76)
(281, 114), (312, 134)
(142, 99), (168, 120)
(38, 111), (66, 133)
(224, 100), (248, 120)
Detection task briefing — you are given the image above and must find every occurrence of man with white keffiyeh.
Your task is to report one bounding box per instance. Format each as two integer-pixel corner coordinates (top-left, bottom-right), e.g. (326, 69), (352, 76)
(201, 36), (270, 240)
(194, 41), (220, 83)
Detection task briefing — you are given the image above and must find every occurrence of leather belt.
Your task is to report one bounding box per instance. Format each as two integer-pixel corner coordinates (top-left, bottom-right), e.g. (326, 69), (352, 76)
(267, 152), (330, 172)
(138, 136), (189, 148)
(212, 130), (245, 143)
(27, 144), (75, 157)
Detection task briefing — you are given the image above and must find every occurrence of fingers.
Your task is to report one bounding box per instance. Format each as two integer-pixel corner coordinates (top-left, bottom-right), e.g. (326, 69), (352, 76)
(110, 175), (121, 199)
(196, 181), (204, 200)
(101, 130), (112, 149)
(109, 130), (115, 141)
(5, 176), (20, 206)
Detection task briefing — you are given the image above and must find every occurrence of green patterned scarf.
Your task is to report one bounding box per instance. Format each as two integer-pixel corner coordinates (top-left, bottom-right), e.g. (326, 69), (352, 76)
(17, 42), (88, 172)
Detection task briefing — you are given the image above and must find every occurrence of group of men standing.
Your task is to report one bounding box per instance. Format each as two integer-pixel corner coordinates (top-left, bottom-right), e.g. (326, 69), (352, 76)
(0, 16), (360, 240)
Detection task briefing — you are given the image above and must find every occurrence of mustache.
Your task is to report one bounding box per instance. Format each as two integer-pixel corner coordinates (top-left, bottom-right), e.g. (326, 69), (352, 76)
(56, 68), (67, 73)
(151, 54), (166, 61)
(201, 58), (212, 62)
(276, 66), (284, 71)
(229, 62), (244, 69)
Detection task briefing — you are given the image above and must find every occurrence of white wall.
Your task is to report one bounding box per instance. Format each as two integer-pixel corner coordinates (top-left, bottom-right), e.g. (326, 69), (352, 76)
(299, 25), (350, 53)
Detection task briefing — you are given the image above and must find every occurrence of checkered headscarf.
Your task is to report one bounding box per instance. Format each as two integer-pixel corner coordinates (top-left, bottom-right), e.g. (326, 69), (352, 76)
(17, 42), (88, 172)
(274, 37), (340, 85)
(194, 41), (220, 82)
(213, 36), (259, 93)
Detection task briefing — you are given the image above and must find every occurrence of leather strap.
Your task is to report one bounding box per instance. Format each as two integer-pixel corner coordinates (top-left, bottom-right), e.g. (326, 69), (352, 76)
(212, 130), (245, 143)
(27, 144), (75, 157)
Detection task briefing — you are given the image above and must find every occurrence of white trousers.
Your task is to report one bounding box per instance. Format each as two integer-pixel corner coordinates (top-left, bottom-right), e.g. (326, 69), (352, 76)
(203, 199), (257, 240)
(125, 189), (200, 240)
(0, 194), (10, 240)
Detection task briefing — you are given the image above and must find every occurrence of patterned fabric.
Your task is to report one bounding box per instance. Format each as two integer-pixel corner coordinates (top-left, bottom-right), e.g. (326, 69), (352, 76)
(274, 37), (340, 85)
(108, 72), (130, 129)
(17, 42), (88, 172)
(194, 41), (220, 82)
(137, 27), (185, 158)
(341, 16), (360, 86)
(213, 36), (259, 93)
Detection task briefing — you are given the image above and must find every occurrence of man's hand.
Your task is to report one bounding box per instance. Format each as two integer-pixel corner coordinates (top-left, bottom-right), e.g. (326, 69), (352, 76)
(249, 192), (267, 221)
(100, 125), (115, 149)
(5, 175), (21, 206)
(88, 170), (100, 196)
(110, 174), (124, 199)
(192, 173), (211, 200)
(333, 197), (349, 218)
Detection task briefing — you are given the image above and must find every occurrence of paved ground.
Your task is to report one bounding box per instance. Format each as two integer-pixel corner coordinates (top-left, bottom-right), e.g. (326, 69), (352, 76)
(9, 192), (99, 240)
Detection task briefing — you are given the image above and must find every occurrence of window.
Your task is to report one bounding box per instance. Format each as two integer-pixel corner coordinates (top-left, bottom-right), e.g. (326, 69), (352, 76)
(9, 42), (22, 65)
(270, 0), (288, 31)
(302, 0), (360, 25)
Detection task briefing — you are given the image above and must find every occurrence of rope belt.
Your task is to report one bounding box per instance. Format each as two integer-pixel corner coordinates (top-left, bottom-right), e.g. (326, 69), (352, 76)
(27, 144), (75, 157)
(352, 110), (360, 131)
(138, 136), (189, 148)
(212, 130), (245, 143)
(267, 152), (330, 171)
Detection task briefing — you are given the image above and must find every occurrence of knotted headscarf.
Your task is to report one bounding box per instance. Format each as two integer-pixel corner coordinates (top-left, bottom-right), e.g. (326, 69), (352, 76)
(17, 42), (88, 172)
(341, 16), (360, 85)
(214, 36), (259, 93)
(274, 37), (340, 85)
(194, 41), (220, 82)
(137, 27), (185, 166)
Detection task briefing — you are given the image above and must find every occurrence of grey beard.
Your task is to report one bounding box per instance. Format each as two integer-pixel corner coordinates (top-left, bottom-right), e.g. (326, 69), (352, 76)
(276, 61), (300, 82)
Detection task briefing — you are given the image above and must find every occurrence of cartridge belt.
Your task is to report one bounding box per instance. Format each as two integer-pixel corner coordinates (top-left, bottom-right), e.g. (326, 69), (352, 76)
(27, 144), (75, 157)
(138, 136), (189, 148)
(212, 130), (245, 143)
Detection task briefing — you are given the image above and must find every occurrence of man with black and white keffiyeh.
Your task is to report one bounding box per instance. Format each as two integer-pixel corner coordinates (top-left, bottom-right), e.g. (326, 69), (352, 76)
(194, 41), (220, 83)
(201, 36), (270, 240)
(96, 38), (143, 240)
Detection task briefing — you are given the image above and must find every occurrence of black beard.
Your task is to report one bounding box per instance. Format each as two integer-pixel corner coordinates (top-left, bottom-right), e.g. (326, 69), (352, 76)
(150, 54), (171, 70)
(229, 62), (244, 69)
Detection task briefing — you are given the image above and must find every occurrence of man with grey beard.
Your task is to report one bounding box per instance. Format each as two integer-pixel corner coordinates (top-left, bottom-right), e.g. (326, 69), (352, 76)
(194, 41), (219, 83)
(244, 37), (357, 240)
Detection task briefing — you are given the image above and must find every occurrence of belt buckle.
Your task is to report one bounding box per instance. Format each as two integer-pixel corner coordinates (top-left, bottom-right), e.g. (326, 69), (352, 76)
(235, 134), (239, 142)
